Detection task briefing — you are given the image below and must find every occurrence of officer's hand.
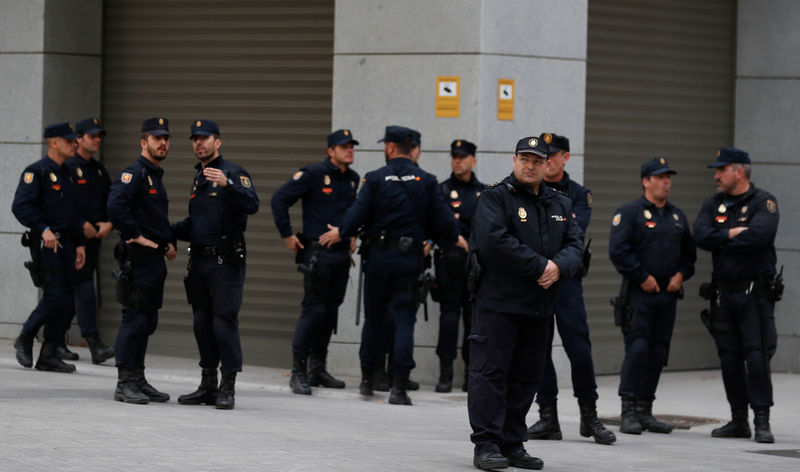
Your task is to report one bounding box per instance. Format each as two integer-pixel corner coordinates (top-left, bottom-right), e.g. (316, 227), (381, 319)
(126, 235), (158, 249)
(83, 221), (98, 239)
(640, 275), (660, 293)
(455, 235), (469, 252)
(667, 272), (684, 292)
(96, 221), (113, 239)
(423, 240), (432, 258)
(537, 260), (561, 289)
(166, 243), (177, 260)
(42, 228), (58, 252)
(728, 226), (748, 238)
(350, 237), (357, 254)
(75, 246), (86, 270)
(203, 167), (228, 187)
(284, 235), (304, 253)
(319, 224), (342, 248)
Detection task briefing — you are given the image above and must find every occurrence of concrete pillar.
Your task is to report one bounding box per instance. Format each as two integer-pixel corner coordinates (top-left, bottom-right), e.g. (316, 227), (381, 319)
(0, 0), (102, 339)
(328, 0), (588, 384)
(735, 0), (800, 372)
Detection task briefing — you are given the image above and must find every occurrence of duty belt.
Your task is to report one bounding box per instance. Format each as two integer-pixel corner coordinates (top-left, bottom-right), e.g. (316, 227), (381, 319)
(192, 245), (223, 257)
(714, 280), (753, 292)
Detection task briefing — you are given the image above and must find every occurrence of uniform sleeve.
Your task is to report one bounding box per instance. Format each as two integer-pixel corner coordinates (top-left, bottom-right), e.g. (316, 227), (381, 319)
(270, 170), (310, 238)
(572, 188), (592, 234)
(693, 198), (728, 251)
(552, 207), (585, 279)
(11, 168), (47, 234)
(608, 206), (649, 283)
(225, 166), (259, 216)
(107, 170), (141, 241)
(678, 211), (696, 280)
(725, 197), (779, 253)
(339, 174), (374, 238)
(430, 177), (458, 246)
(471, 190), (548, 279)
(65, 161), (88, 228)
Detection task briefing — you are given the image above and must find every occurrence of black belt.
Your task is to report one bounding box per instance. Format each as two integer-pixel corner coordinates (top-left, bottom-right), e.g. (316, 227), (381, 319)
(192, 245), (223, 257)
(714, 279), (767, 293)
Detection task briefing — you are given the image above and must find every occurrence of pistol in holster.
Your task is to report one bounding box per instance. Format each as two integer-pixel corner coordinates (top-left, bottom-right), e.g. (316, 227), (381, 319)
(414, 271), (435, 322)
(580, 238), (592, 277)
(21, 230), (45, 287)
(610, 278), (633, 331)
(466, 250), (483, 293)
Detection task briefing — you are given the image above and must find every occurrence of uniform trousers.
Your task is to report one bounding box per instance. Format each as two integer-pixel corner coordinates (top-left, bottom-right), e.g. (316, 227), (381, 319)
(434, 248), (471, 364)
(23, 241), (77, 342)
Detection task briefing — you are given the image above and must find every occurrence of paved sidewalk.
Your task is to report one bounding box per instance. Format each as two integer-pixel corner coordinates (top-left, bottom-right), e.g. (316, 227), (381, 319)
(0, 341), (798, 471)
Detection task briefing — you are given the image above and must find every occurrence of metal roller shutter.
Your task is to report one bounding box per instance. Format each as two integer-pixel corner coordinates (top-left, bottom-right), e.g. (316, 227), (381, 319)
(583, 0), (736, 372)
(97, 0), (334, 367)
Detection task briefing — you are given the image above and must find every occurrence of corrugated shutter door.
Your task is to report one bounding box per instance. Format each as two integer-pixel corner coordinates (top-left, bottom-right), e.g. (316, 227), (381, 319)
(583, 0), (735, 372)
(98, 1), (334, 367)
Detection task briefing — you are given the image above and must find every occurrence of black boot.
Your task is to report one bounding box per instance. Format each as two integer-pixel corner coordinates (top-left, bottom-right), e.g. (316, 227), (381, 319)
(13, 329), (35, 368)
(405, 378), (420, 391)
(389, 376), (412, 405)
(35, 342), (76, 373)
(462, 364), (469, 392)
(753, 407), (775, 443)
(579, 398), (617, 444)
(114, 368), (149, 404)
(308, 354), (345, 389)
(216, 372), (236, 410)
(359, 366), (374, 396)
(635, 399), (673, 433)
(85, 333), (115, 365)
(374, 356), (391, 392)
(178, 368), (218, 405)
(527, 403), (562, 440)
(435, 358), (454, 393)
(55, 343), (79, 361)
(289, 355), (311, 395)
(134, 368), (170, 402)
(620, 396), (644, 434)
(711, 407), (751, 438)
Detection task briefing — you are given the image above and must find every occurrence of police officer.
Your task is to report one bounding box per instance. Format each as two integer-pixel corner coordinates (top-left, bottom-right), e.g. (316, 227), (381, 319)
(270, 129), (358, 395)
(12, 122), (86, 373)
(608, 157), (696, 435)
(107, 117), (177, 404)
(172, 120), (259, 410)
(528, 133), (615, 444)
(61, 118), (115, 365)
(468, 136), (583, 470)
(319, 125), (462, 406)
(433, 139), (485, 393)
(693, 148), (780, 443)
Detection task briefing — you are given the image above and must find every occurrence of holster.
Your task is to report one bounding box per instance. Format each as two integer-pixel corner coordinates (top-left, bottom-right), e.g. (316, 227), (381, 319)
(580, 238), (592, 277)
(610, 278), (632, 331)
(466, 250), (482, 293)
(21, 231), (44, 288)
(183, 272), (211, 310)
(112, 263), (132, 307)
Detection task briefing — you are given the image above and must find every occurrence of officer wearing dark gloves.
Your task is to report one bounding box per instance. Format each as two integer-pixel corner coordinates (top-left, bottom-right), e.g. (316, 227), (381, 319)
(609, 157), (696, 435)
(107, 117), (177, 405)
(172, 120), (259, 410)
(319, 125), (461, 406)
(528, 133), (615, 445)
(468, 136), (583, 470)
(12, 122), (86, 374)
(694, 148), (780, 443)
(433, 139), (485, 393)
(271, 129), (359, 395)
(62, 118), (115, 365)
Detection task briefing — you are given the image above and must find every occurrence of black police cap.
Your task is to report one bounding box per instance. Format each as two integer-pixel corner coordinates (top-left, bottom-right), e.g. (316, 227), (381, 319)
(190, 119), (220, 138)
(141, 117), (170, 137)
(75, 118), (106, 137)
(708, 147), (751, 168)
(43, 122), (77, 140)
(327, 129), (359, 147)
(515, 136), (549, 158)
(451, 139), (476, 157)
(377, 125), (419, 145)
(540, 132), (569, 153)
(641, 157), (676, 178)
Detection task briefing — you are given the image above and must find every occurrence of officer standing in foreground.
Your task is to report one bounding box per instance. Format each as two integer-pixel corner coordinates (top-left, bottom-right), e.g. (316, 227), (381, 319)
(468, 136), (583, 470)
(528, 133), (615, 444)
(173, 120), (259, 409)
(693, 148), (780, 443)
(270, 129), (359, 395)
(433, 139), (485, 393)
(319, 125), (462, 406)
(609, 158), (696, 435)
(12, 122), (86, 373)
(107, 117), (177, 404)
(62, 118), (115, 364)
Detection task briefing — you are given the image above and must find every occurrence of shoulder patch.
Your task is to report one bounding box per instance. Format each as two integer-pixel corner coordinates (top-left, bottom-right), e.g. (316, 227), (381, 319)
(587, 192), (593, 208)
(121, 172), (133, 184)
(612, 213), (621, 226)
(240, 176), (252, 188)
(23, 172), (34, 184)
(293, 171), (303, 181)
(766, 199), (776, 213)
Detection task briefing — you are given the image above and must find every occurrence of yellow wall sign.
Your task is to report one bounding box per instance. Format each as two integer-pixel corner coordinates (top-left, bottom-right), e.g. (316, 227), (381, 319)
(436, 76), (460, 118)
(497, 78), (514, 121)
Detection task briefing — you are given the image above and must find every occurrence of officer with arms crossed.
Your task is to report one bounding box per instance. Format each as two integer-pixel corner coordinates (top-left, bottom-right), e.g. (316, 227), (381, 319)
(320, 125), (462, 406)
(693, 148), (780, 443)
(528, 133), (615, 444)
(107, 117), (177, 404)
(12, 122), (86, 373)
(608, 157), (696, 434)
(468, 136), (583, 470)
(173, 120), (259, 409)
(271, 129), (359, 395)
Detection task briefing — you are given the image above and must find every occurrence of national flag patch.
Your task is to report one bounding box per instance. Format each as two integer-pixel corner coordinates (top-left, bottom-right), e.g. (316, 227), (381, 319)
(121, 172), (133, 184)
(240, 176), (252, 188)
(23, 172), (34, 184)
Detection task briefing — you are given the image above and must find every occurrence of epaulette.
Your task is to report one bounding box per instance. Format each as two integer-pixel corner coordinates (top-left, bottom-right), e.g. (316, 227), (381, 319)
(488, 181), (500, 188)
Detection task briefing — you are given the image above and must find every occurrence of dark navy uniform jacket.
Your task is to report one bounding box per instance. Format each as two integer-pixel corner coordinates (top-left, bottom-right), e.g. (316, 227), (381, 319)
(107, 156), (173, 246)
(544, 171), (591, 235)
(609, 196), (696, 286)
(339, 157), (457, 245)
(12, 156), (84, 238)
(470, 174), (584, 317)
(693, 183), (778, 281)
(66, 153), (111, 226)
(172, 155), (259, 247)
(271, 158), (359, 239)
(440, 172), (485, 241)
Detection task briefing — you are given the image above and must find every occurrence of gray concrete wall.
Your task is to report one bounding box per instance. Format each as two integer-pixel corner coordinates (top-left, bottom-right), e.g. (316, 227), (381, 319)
(735, 0), (800, 372)
(329, 0), (588, 385)
(0, 0), (102, 339)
